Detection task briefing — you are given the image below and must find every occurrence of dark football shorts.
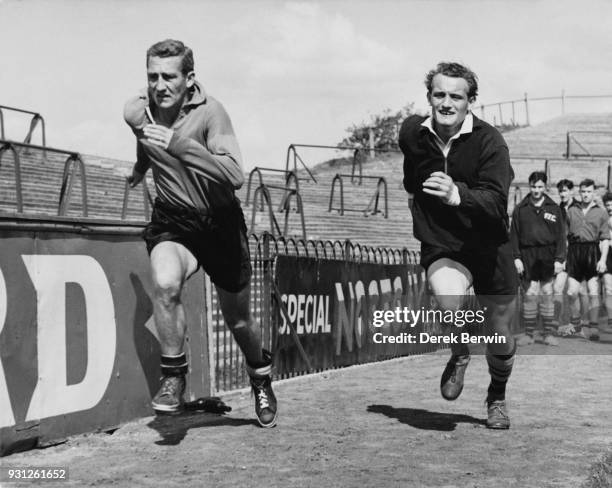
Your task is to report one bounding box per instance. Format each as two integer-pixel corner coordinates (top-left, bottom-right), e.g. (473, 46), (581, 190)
(143, 198), (252, 293)
(420, 240), (518, 296)
(567, 241), (600, 282)
(519, 244), (556, 282)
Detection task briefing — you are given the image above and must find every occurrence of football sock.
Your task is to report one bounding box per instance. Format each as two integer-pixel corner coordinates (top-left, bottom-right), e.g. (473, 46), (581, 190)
(540, 298), (556, 335)
(522, 295), (537, 336)
(486, 342), (516, 402)
(161, 352), (188, 376)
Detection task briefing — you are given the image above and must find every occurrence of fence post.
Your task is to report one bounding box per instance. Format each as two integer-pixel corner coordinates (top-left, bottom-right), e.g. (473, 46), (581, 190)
(561, 89), (565, 115)
(524, 92), (530, 126)
(608, 161), (611, 191)
(368, 128), (375, 159)
(262, 232), (272, 352)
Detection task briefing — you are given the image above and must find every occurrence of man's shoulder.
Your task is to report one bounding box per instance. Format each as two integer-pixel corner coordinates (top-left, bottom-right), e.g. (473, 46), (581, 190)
(400, 114), (428, 131)
(471, 115), (507, 147)
(592, 205), (609, 217)
(542, 194), (561, 209)
(189, 94), (230, 122)
(516, 195), (531, 209)
(398, 114), (428, 148)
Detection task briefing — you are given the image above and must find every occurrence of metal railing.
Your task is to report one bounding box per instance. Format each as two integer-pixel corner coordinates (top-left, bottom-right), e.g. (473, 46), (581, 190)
(248, 184), (307, 240)
(58, 151), (88, 217)
(121, 177), (153, 220)
(212, 232), (421, 392)
(245, 166), (300, 210)
(285, 143), (402, 186)
(328, 174), (388, 218)
(0, 143), (23, 212)
(0, 140), (88, 216)
(511, 156), (612, 189)
(0, 105), (46, 147)
(476, 92), (612, 128)
(566, 130), (612, 159)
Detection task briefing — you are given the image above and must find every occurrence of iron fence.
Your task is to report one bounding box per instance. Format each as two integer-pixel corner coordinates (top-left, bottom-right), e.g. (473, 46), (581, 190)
(0, 105), (46, 147)
(477, 92), (612, 128)
(211, 233), (421, 393)
(510, 156), (612, 189)
(566, 131), (612, 159)
(328, 174), (388, 218)
(0, 140), (88, 216)
(285, 143), (402, 186)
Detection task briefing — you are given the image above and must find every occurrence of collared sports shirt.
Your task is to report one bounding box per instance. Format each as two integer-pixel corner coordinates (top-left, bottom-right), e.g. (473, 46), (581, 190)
(124, 81), (244, 212)
(399, 113), (513, 251)
(420, 112), (474, 162)
(565, 200), (610, 243)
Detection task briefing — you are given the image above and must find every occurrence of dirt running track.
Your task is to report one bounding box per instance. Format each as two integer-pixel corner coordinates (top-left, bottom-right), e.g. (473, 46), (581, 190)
(3, 338), (612, 488)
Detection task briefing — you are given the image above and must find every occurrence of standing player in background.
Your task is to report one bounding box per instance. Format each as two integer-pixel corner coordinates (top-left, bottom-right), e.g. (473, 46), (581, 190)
(565, 179), (609, 341)
(399, 62), (517, 429)
(123, 39), (277, 427)
(601, 192), (612, 335)
(511, 172), (566, 346)
(553, 179), (575, 334)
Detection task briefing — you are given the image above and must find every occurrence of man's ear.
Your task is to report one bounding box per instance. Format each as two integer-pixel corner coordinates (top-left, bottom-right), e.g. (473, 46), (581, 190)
(468, 96), (476, 110)
(186, 71), (196, 88)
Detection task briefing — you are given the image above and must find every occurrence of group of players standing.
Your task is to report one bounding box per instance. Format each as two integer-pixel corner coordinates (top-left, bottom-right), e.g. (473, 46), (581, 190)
(511, 175), (612, 345)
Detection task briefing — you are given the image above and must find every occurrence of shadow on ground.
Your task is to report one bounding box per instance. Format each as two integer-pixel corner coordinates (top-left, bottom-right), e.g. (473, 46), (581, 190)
(147, 411), (253, 446)
(367, 404), (486, 431)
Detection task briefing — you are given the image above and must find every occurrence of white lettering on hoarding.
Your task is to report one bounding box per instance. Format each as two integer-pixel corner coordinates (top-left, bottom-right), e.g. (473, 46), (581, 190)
(22, 256), (117, 421)
(0, 268), (15, 428)
(279, 294), (331, 335)
(334, 277), (407, 354)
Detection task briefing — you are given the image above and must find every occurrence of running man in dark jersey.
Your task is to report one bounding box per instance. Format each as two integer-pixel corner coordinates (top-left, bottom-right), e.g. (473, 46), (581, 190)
(399, 62), (517, 429)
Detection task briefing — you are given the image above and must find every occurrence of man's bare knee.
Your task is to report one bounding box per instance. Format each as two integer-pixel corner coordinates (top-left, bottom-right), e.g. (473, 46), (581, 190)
(525, 282), (540, 296)
(154, 276), (182, 308)
(435, 295), (465, 312)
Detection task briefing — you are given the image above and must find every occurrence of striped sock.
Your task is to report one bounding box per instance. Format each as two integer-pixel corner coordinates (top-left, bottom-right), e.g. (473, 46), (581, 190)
(486, 343), (516, 402)
(553, 298), (563, 326)
(604, 295), (612, 326)
(570, 315), (582, 332)
(246, 349), (273, 378)
(540, 299), (556, 335)
(161, 352), (188, 376)
(522, 296), (537, 336)
(588, 294), (601, 331)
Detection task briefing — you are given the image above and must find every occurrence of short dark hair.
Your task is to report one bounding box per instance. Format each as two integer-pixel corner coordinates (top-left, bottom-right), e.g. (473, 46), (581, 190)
(425, 62), (478, 99)
(579, 178), (595, 189)
(146, 39), (194, 75)
(528, 171), (547, 185)
(603, 192), (612, 203)
(556, 179), (574, 191)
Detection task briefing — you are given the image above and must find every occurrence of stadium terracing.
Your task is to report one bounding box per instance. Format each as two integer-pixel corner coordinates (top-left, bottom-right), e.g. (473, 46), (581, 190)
(1, 102), (612, 455)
